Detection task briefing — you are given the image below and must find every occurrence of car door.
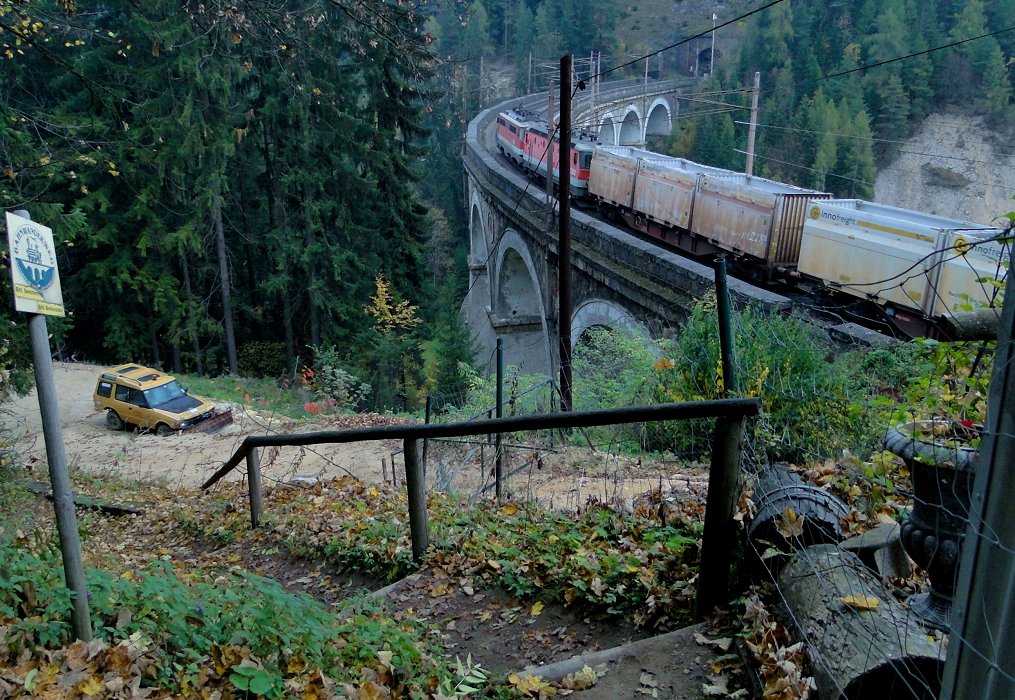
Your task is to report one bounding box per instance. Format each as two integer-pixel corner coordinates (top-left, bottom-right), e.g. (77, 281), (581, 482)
(114, 384), (148, 427)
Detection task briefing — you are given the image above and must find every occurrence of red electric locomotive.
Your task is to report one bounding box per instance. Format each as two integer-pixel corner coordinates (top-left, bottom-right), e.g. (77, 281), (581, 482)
(495, 108), (597, 197)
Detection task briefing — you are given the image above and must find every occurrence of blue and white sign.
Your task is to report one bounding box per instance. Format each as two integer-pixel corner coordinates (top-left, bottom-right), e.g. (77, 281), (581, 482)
(6, 211), (65, 316)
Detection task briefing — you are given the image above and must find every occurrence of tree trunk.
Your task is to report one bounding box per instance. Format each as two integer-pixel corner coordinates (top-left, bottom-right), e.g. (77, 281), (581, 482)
(212, 188), (238, 376)
(262, 128), (296, 373)
(303, 193), (321, 348)
(779, 544), (943, 699)
(180, 252), (204, 376)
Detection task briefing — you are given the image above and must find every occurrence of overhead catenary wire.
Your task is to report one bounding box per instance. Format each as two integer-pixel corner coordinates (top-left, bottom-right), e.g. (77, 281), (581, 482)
(741, 149), (1015, 199)
(735, 120), (1015, 164)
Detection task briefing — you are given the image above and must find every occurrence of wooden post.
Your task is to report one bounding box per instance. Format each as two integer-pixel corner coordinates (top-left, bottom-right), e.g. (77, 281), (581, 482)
(382, 457), (389, 483)
(403, 438), (429, 563)
(695, 416), (746, 617)
(246, 448), (263, 528)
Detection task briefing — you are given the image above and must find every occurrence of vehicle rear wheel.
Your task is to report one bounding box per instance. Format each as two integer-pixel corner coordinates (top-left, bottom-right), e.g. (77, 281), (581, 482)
(106, 410), (125, 431)
(155, 423), (175, 437)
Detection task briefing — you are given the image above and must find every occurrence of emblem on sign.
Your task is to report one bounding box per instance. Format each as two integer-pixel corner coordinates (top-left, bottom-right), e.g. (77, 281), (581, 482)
(6, 211), (65, 317)
(14, 225), (57, 291)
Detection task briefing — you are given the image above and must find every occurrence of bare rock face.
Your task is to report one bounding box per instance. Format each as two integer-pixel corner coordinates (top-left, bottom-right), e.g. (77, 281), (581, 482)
(874, 112), (1015, 226)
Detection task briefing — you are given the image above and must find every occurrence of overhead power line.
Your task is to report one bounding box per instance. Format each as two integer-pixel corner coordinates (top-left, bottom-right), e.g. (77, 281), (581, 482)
(735, 121), (1015, 163)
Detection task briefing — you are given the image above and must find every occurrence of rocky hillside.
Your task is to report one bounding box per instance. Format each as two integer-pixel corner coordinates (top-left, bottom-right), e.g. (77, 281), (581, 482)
(874, 113), (1015, 227)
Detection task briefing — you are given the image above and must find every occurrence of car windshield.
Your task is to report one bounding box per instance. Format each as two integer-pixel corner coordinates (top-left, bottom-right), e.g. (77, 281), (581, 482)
(143, 380), (186, 408)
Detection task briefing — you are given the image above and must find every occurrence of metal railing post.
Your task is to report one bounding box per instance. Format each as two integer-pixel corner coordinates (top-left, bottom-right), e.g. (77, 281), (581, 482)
(495, 338), (504, 501)
(713, 257), (736, 396)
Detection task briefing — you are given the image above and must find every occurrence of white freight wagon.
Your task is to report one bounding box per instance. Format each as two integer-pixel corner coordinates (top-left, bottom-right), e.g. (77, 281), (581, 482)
(798, 199), (1008, 319)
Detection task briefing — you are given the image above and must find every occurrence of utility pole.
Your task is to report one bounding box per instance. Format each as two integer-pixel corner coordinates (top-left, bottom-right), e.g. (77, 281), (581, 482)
(710, 13), (717, 75)
(546, 80), (555, 221)
(558, 55), (573, 412)
(479, 56), (484, 106)
(745, 71), (760, 176)
(527, 52), (532, 95)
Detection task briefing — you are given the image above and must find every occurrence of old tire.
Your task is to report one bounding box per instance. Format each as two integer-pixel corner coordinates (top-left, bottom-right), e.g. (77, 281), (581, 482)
(106, 410), (125, 431)
(155, 423), (174, 437)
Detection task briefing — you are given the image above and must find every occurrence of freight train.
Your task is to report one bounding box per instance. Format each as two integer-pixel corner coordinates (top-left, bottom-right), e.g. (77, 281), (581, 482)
(494, 108), (1010, 338)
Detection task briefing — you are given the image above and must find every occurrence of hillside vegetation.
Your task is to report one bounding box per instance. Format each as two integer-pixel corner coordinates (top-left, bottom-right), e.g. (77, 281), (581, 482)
(3, 0), (1013, 402)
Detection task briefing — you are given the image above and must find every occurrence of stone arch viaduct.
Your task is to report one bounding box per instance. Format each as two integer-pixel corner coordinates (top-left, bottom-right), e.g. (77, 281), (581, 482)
(462, 80), (787, 377)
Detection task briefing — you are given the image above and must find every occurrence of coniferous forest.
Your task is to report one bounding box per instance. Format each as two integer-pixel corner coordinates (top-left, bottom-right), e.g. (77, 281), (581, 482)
(2, 0), (1013, 410)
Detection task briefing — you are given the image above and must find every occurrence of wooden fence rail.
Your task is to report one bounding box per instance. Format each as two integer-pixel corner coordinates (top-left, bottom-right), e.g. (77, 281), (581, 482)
(203, 398), (760, 617)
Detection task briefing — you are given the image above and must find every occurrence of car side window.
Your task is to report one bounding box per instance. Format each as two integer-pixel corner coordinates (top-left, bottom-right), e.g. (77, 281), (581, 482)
(96, 381), (112, 398)
(115, 384), (130, 402)
(127, 388), (147, 408)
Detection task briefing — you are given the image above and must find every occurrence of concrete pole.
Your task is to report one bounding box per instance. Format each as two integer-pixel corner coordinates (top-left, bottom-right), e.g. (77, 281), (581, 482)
(940, 264), (1015, 699)
(558, 55), (573, 413)
(710, 13), (717, 75)
(745, 71), (760, 176)
(15, 210), (92, 641)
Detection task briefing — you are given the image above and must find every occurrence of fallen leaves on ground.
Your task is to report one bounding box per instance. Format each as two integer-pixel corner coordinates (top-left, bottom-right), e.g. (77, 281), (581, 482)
(742, 591), (816, 700)
(5, 461), (712, 699)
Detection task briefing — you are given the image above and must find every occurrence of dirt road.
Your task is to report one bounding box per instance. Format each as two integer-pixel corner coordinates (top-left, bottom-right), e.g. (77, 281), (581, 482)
(4, 362), (402, 489)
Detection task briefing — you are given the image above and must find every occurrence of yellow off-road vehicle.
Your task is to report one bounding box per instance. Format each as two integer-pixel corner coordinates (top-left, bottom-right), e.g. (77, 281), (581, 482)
(93, 364), (232, 435)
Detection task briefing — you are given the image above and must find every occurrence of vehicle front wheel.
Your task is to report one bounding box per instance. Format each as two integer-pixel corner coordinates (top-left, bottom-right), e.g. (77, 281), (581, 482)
(106, 410), (125, 431)
(155, 423), (175, 437)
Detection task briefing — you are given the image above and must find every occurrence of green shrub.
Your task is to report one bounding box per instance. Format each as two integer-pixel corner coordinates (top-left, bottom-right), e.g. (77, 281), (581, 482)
(0, 540), (444, 696)
(308, 345), (371, 411)
(647, 299), (885, 463)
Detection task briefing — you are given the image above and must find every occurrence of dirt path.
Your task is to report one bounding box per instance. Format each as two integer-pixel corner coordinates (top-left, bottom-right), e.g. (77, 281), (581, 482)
(6, 363), (708, 511)
(4, 362), (401, 489)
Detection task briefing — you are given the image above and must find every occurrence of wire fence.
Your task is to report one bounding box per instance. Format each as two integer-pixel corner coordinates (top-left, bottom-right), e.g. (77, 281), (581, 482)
(414, 251), (1014, 697)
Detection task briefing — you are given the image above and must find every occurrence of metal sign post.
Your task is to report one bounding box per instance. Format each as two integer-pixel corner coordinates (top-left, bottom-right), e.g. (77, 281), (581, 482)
(6, 210), (91, 641)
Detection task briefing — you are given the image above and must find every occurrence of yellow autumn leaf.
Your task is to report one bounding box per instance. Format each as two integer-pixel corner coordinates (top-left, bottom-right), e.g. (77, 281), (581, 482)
(498, 503), (519, 516)
(840, 594), (879, 611)
(562, 665), (599, 690)
(79, 675), (104, 696)
(508, 672), (554, 694)
(775, 506), (804, 539)
(530, 601), (544, 617)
